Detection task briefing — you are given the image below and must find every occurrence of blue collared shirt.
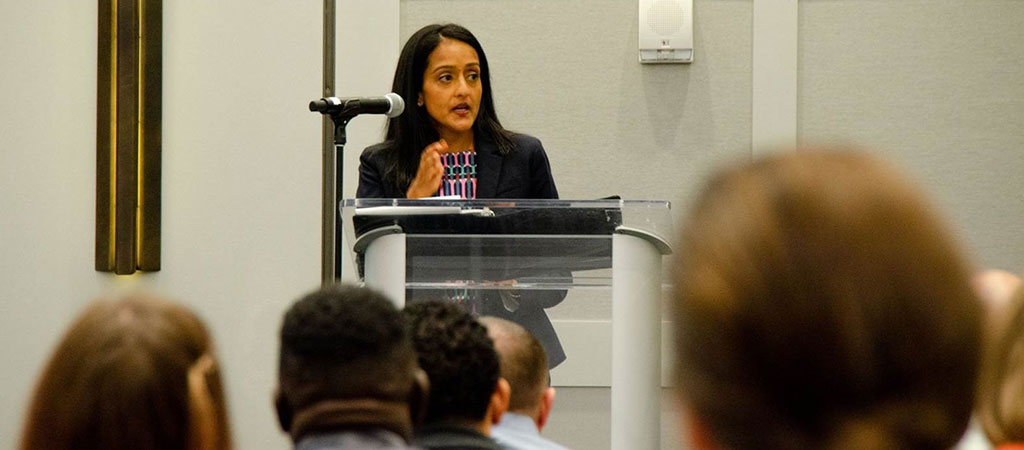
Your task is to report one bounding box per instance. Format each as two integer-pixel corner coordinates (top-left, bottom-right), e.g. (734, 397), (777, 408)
(491, 412), (570, 450)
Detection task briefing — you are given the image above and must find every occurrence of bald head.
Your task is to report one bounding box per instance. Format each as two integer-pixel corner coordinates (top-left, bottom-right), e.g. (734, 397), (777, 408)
(480, 317), (548, 413)
(973, 270), (1022, 317)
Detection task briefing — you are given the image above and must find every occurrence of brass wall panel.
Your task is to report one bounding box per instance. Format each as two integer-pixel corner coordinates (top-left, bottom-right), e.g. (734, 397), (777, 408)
(95, 0), (115, 271)
(139, 0), (161, 270)
(96, 0), (161, 275)
(114, 0), (139, 275)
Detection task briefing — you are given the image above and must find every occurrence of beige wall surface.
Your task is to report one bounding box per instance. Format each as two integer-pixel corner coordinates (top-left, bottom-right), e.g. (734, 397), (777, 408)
(0, 1), (323, 449)
(799, 0), (1024, 271)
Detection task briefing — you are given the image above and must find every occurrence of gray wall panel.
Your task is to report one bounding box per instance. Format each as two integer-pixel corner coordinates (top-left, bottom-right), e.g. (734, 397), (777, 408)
(799, 0), (1024, 270)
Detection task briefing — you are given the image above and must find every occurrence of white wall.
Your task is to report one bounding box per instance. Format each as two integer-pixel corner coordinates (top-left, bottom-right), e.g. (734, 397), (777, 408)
(0, 2), (323, 449)
(798, 0), (1024, 271)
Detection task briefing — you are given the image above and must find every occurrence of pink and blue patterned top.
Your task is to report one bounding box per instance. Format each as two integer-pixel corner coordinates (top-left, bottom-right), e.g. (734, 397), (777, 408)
(439, 150), (477, 199)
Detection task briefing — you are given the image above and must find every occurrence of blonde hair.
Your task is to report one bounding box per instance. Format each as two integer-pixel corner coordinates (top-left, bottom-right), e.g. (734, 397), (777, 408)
(20, 295), (232, 450)
(674, 150), (981, 449)
(979, 283), (1024, 445)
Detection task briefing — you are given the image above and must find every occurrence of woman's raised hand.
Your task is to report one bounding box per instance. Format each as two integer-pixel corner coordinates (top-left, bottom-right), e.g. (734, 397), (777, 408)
(406, 139), (448, 198)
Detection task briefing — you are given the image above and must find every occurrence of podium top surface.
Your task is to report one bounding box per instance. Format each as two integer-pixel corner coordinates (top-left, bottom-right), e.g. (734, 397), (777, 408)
(340, 199), (674, 290)
(341, 198), (672, 240)
(342, 198), (669, 208)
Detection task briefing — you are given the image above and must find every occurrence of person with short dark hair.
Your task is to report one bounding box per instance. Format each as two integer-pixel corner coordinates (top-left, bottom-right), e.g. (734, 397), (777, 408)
(404, 301), (509, 450)
(20, 294), (232, 450)
(479, 317), (568, 450)
(673, 150), (983, 450)
(275, 285), (428, 450)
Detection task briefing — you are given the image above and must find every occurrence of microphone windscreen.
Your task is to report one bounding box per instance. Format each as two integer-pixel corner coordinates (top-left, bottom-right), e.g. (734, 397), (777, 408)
(385, 93), (405, 118)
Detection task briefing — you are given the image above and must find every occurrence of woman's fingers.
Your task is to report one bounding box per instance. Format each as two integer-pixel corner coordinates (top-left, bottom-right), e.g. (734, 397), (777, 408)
(407, 140), (447, 198)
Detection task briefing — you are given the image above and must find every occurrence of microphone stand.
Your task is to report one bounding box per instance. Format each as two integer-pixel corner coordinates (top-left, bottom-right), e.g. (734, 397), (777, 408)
(312, 95), (404, 284)
(324, 113), (353, 282)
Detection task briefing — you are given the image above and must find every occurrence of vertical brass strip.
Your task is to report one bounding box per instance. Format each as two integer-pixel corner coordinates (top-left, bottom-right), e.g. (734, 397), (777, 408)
(114, 0), (139, 274)
(321, 0), (336, 284)
(135, 0), (143, 266)
(96, 0), (115, 271)
(138, 0), (162, 270)
(96, 0), (161, 274)
(109, 0), (119, 269)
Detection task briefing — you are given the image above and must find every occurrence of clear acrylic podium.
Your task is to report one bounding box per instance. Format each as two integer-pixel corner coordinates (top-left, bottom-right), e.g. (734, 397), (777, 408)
(342, 198), (672, 450)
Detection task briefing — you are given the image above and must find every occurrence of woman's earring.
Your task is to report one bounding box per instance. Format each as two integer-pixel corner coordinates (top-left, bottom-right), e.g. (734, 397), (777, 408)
(417, 100), (424, 107)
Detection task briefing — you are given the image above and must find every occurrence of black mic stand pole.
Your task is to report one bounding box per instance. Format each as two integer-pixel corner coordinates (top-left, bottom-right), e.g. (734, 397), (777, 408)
(325, 114), (351, 283)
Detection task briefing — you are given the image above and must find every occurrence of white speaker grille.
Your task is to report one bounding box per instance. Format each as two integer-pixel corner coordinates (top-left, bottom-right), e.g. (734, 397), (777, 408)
(646, 0), (686, 37)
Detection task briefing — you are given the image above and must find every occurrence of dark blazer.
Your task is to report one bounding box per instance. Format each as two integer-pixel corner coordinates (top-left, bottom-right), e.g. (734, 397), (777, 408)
(356, 133), (567, 368)
(356, 133), (558, 200)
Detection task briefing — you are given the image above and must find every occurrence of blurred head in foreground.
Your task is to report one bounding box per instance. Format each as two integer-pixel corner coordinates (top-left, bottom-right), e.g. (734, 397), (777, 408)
(21, 294), (231, 450)
(977, 277), (1024, 446)
(973, 269), (1022, 330)
(673, 150), (982, 450)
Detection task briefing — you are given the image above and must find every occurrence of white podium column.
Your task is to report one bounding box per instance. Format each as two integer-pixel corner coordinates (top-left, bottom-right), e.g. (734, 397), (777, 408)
(611, 232), (662, 450)
(364, 232), (406, 308)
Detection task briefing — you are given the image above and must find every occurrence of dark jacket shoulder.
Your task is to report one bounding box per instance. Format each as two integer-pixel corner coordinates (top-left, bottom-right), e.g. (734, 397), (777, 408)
(477, 133), (558, 199)
(357, 141), (405, 198)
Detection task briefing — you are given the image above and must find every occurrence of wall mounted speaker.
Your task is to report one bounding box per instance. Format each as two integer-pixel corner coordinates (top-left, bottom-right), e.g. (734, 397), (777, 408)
(639, 0), (693, 63)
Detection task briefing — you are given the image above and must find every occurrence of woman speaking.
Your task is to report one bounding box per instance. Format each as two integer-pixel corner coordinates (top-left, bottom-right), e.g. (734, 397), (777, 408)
(356, 23), (557, 200)
(357, 23), (566, 367)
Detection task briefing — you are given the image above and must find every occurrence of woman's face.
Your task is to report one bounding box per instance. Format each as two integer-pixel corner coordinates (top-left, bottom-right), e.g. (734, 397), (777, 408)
(420, 38), (483, 139)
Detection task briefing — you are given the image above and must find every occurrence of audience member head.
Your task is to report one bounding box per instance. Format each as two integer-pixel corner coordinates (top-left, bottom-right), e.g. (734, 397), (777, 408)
(20, 294), (231, 450)
(276, 285), (426, 443)
(404, 301), (509, 434)
(978, 278), (1024, 445)
(673, 150), (982, 450)
(973, 269), (1022, 331)
(479, 316), (554, 430)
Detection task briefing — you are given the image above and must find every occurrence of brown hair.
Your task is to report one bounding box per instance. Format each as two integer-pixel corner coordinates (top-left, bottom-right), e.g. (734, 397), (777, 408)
(20, 295), (232, 450)
(673, 150), (981, 450)
(978, 282), (1024, 444)
(480, 317), (547, 412)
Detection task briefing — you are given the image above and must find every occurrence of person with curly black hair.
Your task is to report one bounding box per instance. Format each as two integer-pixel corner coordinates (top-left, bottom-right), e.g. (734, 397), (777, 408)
(275, 285), (429, 450)
(403, 301), (510, 450)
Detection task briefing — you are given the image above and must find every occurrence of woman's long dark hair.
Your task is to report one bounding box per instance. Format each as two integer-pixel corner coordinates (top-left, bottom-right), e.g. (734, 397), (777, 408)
(383, 23), (514, 190)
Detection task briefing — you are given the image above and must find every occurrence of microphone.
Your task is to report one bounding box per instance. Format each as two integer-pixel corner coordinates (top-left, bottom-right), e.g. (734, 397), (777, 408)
(309, 93), (405, 118)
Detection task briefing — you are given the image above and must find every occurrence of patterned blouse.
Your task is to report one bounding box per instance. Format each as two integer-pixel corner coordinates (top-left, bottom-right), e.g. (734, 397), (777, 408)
(439, 150), (477, 199)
